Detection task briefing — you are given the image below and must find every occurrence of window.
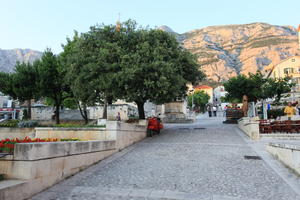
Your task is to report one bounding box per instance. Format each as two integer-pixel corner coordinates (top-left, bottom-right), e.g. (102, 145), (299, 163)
(292, 58), (295, 62)
(284, 68), (294, 75)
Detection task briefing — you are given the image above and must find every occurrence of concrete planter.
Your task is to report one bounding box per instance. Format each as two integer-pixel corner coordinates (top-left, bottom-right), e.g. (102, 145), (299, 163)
(0, 120), (147, 200)
(238, 117), (260, 140)
(0, 140), (117, 200)
(35, 127), (107, 141)
(267, 143), (300, 176)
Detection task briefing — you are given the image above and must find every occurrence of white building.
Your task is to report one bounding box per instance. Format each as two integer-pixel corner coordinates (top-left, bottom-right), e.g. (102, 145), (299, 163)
(213, 86), (228, 104)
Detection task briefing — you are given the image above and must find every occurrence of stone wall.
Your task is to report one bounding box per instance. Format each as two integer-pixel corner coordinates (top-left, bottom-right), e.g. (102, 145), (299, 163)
(30, 107), (85, 121)
(0, 121), (147, 200)
(106, 120), (147, 150)
(267, 143), (300, 176)
(31, 107), (53, 120)
(0, 128), (35, 140)
(0, 141), (116, 200)
(107, 104), (138, 121)
(35, 127), (108, 141)
(164, 101), (187, 114)
(237, 117), (260, 140)
(60, 109), (84, 120)
(89, 106), (104, 119)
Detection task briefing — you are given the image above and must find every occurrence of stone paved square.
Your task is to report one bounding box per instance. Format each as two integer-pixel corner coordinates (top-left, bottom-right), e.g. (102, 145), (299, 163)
(31, 116), (300, 200)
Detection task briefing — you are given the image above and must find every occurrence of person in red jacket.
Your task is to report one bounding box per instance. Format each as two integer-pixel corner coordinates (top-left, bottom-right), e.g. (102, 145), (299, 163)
(147, 115), (163, 137)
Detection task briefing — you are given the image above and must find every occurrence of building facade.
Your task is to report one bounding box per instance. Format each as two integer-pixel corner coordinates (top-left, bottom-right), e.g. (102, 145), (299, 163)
(264, 56), (300, 91)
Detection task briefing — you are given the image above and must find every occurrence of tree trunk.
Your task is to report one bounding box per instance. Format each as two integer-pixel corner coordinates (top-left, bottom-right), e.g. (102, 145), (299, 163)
(102, 97), (113, 119)
(102, 102), (107, 119)
(77, 101), (89, 124)
(83, 104), (88, 124)
(55, 104), (60, 124)
(27, 100), (32, 119)
(136, 101), (145, 119)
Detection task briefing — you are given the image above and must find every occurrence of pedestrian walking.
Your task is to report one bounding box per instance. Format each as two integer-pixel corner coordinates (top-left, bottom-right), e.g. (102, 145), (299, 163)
(213, 105), (217, 117)
(295, 101), (300, 115)
(207, 104), (212, 117)
(116, 112), (121, 121)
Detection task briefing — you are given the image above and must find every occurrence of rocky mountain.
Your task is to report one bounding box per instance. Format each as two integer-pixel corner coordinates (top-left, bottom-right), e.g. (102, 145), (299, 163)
(160, 23), (299, 82)
(0, 49), (42, 73)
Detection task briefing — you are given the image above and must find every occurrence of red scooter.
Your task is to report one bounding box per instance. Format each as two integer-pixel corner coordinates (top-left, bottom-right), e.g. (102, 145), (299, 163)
(147, 117), (163, 137)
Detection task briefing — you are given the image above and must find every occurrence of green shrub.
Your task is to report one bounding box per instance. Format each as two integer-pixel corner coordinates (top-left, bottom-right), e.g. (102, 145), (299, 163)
(60, 138), (80, 141)
(248, 38), (296, 48)
(0, 174), (4, 181)
(267, 109), (284, 119)
(18, 120), (39, 128)
(0, 120), (19, 127)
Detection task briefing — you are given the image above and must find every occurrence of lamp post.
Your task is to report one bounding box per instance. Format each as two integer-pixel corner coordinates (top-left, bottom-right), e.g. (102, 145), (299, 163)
(189, 89), (194, 111)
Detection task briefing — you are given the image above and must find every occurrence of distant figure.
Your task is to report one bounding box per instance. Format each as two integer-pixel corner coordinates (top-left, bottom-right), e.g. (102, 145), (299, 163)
(207, 104), (212, 117)
(212, 105), (217, 117)
(223, 105), (228, 117)
(284, 102), (296, 120)
(116, 112), (121, 121)
(242, 95), (248, 117)
(296, 101), (300, 115)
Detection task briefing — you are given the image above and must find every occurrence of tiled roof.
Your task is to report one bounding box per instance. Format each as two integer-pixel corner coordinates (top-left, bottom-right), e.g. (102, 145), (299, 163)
(194, 85), (212, 89)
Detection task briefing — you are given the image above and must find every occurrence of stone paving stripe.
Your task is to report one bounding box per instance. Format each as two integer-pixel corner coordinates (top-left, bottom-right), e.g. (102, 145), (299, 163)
(128, 188), (152, 198)
(212, 194), (259, 200)
(139, 142), (249, 147)
(149, 190), (166, 198)
(163, 190), (212, 200)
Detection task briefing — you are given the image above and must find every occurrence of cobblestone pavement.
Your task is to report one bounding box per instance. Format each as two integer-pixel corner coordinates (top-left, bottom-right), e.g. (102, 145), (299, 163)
(32, 114), (300, 200)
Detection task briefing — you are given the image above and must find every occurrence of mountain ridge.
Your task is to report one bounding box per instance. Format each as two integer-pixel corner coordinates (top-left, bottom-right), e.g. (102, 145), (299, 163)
(1, 23), (299, 81)
(160, 22), (299, 81)
(0, 48), (42, 73)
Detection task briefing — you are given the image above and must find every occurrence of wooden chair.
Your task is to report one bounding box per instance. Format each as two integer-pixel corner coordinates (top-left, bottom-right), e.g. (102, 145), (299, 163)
(293, 120), (300, 133)
(283, 120), (293, 133)
(259, 120), (272, 134)
(271, 121), (284, 133)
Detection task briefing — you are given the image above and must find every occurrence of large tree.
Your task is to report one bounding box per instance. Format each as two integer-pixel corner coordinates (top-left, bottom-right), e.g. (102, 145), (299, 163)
(224, 71), (294, 103)
(0, 72), (15, 98)
(187, 90), (210, 112)
(117, 24), (204, 119)
(37, 49), (71, 124)
(263, 77), (295, 102)
(62, 20), (205, 120)
(11, 62), (39, 119)
(62, 25), (123, 121)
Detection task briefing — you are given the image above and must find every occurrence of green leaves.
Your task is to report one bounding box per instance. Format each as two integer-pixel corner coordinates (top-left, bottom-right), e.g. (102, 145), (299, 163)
(187, 90), (210, 112)
(224, 71), (293, 103)
(12, 62), (39, 101)
(0, 20), (206, 121)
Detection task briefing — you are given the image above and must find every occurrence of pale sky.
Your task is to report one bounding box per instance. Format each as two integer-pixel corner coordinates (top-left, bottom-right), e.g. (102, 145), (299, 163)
(0, 0), (299, 53)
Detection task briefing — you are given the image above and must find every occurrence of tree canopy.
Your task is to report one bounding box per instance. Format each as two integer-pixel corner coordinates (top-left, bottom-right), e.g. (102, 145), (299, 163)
(37, 49), (71, 124)
(187, 90), (210, 112)
(224, 71), (294, 103)
(0, 19), (206, 122)
(116, 22), (204, 118)
(63, 20), (205, 119)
